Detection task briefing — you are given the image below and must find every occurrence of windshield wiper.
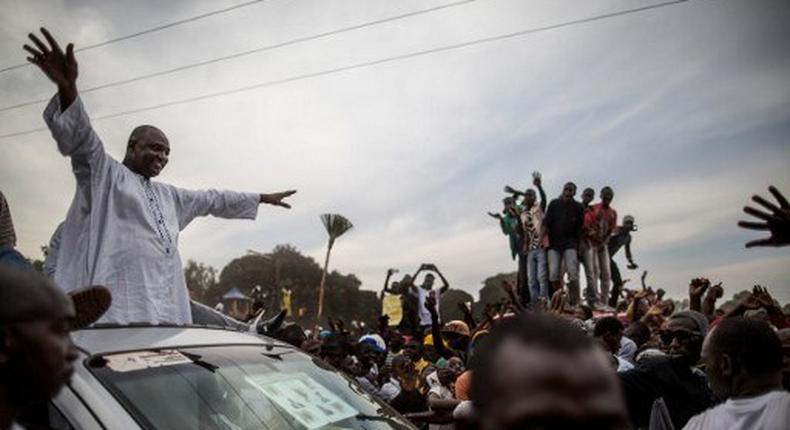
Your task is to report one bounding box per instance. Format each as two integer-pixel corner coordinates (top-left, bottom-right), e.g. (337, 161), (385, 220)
(355, 413), (413, 430)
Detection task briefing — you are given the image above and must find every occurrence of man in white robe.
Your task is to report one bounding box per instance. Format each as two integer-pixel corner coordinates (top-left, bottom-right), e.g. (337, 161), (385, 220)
(24, 28), (296, 324)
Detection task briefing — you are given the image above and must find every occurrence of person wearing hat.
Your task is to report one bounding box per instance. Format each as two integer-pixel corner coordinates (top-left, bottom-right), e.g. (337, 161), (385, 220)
(607, 215), (639, 308)
(0, 266), (110, 430)
(425, 295), (471, 363)
(620, 310), (714, 429)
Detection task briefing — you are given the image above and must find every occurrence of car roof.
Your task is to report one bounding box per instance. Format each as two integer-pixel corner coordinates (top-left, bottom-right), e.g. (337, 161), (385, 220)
(72, 324), (290, 355)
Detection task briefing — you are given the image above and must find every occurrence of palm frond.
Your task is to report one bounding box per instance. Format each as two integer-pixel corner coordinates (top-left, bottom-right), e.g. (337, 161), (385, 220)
(320, 213), (353, 245)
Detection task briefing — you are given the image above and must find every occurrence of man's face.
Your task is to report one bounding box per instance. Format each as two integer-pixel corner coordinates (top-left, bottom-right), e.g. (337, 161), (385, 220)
(562, 184), (577, 200)
(701, 340), (731, 399)
(126, 127), (170, 178)
(524, 190), (537, 207)
(446, 357), (465, 376)
(404, 341), (422, 362)
(0, 318), (78, 405)
(481, 340), (628, 430)
(422, 275), (435, 290)
(582, 189), (595, 205)
(661, 318), (703, 365)
(601, 188), (614, 207)
(603, 329), (623, 355)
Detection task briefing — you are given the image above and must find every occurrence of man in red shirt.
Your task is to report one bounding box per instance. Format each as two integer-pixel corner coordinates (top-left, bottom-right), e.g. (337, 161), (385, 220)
(584, 187), (617, 307)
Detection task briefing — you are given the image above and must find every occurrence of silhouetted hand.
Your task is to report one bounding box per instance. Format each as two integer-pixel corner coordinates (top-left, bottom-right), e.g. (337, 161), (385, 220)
(706, 282), (724, 300)
(24, 28), (77, 89)
(689, 278), (710, 299)
(739, 186), (790, 248)
(752, 285), (776, 308)
(260, 190), (297, 208)
(487, 211), (502, 219)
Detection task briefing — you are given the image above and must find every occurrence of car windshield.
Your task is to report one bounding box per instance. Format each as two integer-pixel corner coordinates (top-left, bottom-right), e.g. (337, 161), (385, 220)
(88, 345), (413, 430)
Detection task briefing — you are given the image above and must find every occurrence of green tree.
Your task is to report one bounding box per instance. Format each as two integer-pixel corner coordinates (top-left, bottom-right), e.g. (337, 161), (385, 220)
(184, 259), (218, 304)
(439, 289), (474, 322)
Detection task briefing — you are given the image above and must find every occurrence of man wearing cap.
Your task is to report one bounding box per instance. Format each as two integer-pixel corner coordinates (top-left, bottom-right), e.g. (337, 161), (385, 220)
(607, 215), (639, 308)
(0, 266), (109, 430)
(620, 310), (714, 429)
(23, 28), (296, 324)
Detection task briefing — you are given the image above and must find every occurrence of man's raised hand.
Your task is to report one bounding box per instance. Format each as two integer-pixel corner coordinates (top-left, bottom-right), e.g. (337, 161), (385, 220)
(739, 185), (790, 248)
(260, 190), (296, 209)
(25, 28), (77, 90)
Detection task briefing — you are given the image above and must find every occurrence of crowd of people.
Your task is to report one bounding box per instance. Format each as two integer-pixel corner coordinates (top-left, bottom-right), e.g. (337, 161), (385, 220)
(2, 27), (790, 430)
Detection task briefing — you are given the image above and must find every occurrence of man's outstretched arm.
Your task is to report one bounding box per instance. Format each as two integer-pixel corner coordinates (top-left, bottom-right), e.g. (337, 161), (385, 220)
(174, 188), (296, 230)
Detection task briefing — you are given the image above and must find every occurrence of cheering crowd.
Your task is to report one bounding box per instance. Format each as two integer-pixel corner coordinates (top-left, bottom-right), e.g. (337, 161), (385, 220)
(1, 27), (790, 430)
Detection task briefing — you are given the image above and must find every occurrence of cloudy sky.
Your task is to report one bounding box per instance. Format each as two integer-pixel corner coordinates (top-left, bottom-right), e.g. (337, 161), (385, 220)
(1, 0), (789, 303)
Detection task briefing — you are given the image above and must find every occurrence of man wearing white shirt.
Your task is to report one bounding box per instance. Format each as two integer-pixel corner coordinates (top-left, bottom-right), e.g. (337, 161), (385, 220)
(684, 317), (789, 430)
(23, 28), (295, 324)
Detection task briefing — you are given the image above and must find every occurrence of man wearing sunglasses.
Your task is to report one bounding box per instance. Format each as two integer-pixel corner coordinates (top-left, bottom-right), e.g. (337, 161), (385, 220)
(620, 310), (714, 429)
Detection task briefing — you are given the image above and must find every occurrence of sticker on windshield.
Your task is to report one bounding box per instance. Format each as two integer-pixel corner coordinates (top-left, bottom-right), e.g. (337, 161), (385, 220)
(104, 350), (192, 373)
(246, 372), (357, 429)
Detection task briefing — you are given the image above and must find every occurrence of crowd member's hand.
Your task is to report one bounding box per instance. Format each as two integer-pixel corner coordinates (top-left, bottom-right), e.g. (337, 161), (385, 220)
(752, 285), (777, 309)
(25, 28), (78, 90)
(689, 278), (710, 298)
(739, 186), (790, 248)
(627, 262), (639, 270)
(504, 185), (519, 195)
(487, 211), (502, 219)
(706, 282), (724, 300)
(387, 268), (398, 276)
(533, 175), (542, 187)
(739, 292), (763, 310)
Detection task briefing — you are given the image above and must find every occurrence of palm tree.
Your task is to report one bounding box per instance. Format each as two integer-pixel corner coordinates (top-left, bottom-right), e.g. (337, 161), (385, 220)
(317, 213), (353, 318)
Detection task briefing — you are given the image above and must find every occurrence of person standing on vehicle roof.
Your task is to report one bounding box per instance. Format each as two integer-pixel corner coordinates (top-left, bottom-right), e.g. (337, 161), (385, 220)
(0, 266), (109, 430)
(608, 215), (639, 308)
(23, 28), (296, 324)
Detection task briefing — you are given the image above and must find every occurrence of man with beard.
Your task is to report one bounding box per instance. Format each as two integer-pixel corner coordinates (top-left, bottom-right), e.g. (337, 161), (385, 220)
(24, 28), (295, 324)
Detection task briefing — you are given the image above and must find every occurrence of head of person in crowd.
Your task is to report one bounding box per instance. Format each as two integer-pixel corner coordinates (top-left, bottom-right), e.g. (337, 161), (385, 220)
(594, 317), (625, 355)
(656, 288), (666, 301)
(622, 215), (637, 231)
(358, 334), (387, 366)
(0, 267), (108, 423)
(778, 329), (790, 390)
(703, 317), (783, 400)
(442, 320), (471, 351)
(523, 188), (537, 209)
(624, 321), (651, 349)
(388, 331), (404, 354)
(574, 304), (594, 322)
(561, 182), (577, 201)
(421, 273), (435, 291)
(661, 310), (708, 367)
(403, 338), (424, 364)
(122, 125), (170, 178)
(446, 356), (465, 378)
(319, 333), (348, 369)
(422, 334), (441, 363)
(601, 186), (614, 207)
(502, 197), (517, 216)
(581, 187), (595, 207)
(471, 313), (629, 430)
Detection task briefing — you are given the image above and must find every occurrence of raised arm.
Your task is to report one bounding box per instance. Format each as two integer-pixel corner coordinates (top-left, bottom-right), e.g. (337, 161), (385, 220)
(28, 28), (109, 179)
(625, 236), (637, 269)
(381, 268), (397, 299)
(172, 188), (296, 230)
(431, 265), (450, 294)
(534, 176), (547, 212)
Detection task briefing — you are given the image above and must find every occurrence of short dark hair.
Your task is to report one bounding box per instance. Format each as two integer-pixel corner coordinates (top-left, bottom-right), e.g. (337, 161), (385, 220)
(708, 317), (782, 376)
(625, 321), (651, 347)
(578, 304), (593, 321)
(471, 313), (592, 409)
(593, 316), (624, 338)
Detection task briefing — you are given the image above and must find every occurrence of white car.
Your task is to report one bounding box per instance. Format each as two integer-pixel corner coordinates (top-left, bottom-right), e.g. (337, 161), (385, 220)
(26, 324), (415, 430)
